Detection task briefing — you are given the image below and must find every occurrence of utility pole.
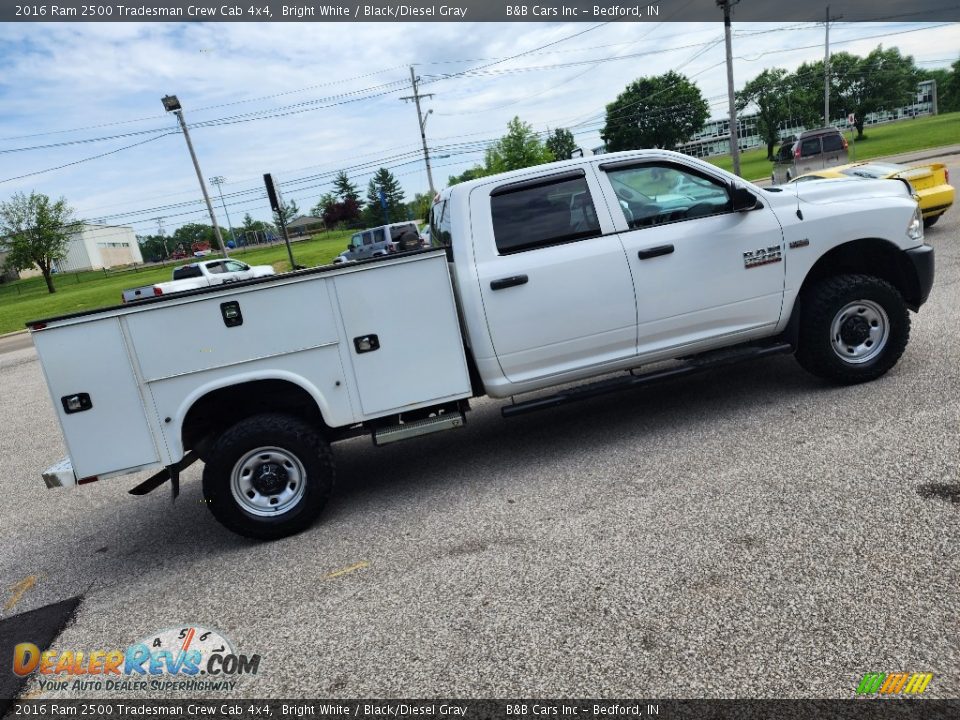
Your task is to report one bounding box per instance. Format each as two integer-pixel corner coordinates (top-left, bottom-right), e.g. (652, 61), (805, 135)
(209, 176), (235, 247)
(718, 0), (741, 177)
(823, 6), (842, 126)
(154, 217), (169, 258)
(161, 95), (228, 258)
(400, 66), (436, 195)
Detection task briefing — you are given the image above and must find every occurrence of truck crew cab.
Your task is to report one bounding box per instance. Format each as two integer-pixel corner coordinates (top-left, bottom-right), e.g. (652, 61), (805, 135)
(31, 150), (934, 539)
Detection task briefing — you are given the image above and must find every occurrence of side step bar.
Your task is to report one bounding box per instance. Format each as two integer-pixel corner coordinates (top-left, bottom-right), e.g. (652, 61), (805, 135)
(502, 342), (794, 419)
(373, 411), (466, 446)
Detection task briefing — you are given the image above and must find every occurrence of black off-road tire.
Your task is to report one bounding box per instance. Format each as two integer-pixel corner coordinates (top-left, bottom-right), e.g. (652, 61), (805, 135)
(923, 214), (940, 229)
(795, 274), (910, 384)
(202, 413), (334, 540)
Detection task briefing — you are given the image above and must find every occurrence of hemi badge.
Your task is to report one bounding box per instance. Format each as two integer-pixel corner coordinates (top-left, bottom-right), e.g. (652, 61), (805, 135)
(789, 239), (810, 249)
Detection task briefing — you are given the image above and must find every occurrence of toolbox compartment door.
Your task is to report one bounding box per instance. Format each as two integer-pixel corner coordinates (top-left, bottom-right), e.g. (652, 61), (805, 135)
(334, 255), (471, 416)
(32, 319), (160, 478)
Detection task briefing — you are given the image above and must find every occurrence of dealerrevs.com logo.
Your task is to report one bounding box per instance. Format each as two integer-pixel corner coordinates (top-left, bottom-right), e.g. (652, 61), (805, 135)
(13, 625), (260, 693)
(856, 672), (934, 696)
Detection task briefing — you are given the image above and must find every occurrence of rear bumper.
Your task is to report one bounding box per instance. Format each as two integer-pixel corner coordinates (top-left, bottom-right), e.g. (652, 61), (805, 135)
(905, 244), (935, 310)
(42, 457), (76, 489)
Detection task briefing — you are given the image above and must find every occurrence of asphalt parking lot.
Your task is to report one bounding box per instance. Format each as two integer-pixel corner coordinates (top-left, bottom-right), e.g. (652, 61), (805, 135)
(1, 157), (958, 701)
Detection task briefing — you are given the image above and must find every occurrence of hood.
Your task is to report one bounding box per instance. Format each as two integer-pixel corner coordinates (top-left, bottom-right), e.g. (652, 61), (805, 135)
(788, 177), (913, 206)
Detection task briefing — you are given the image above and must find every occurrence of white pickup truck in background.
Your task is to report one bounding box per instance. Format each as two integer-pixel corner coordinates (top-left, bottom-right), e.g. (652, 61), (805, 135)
(32, 150), (934, 539)
(121, 259), (275, 302)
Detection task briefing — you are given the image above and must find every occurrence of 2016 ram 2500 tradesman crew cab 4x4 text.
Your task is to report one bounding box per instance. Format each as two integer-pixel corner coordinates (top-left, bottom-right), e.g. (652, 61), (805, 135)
(31, 150), (934, 539)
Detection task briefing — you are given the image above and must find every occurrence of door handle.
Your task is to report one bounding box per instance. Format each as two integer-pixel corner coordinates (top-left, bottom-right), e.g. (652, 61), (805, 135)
(490, 275), (529, 291)
(638, 244), (674, 260)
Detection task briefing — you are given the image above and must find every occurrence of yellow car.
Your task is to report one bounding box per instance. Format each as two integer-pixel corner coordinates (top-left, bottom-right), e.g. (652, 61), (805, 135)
(794, 161), (954, 228)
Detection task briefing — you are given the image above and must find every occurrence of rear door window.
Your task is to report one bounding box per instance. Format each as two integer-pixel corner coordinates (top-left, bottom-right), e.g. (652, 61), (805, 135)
(490, 172), (601, 255)
(173, 265), (203, 280)
(800, 138), (822, 157)
(821, 134), (844, 152)
(372, 228), (386, 244)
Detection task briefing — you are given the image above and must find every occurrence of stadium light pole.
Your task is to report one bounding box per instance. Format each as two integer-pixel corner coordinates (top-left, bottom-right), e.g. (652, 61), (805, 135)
(162, 94), (228, 257)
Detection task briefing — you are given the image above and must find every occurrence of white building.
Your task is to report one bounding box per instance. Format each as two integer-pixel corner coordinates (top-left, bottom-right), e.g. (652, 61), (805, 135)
(54, 223), (143, 272)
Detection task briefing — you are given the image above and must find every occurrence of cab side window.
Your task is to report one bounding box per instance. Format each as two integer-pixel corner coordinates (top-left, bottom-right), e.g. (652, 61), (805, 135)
(362, 232), (373, 246)
(604, 163), (731, 229)
(372, 228), (385, 244)
(800, 138), (822, 158)
(490, 173), (601, 255)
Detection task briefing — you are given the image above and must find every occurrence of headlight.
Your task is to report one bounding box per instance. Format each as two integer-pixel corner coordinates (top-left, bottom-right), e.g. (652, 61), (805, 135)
(907, 205), (924, 241)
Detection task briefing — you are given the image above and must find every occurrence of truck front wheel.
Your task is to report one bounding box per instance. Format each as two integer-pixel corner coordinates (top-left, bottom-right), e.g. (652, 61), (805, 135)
(795, 274), (910, 384)
(202, 413), (334, 540)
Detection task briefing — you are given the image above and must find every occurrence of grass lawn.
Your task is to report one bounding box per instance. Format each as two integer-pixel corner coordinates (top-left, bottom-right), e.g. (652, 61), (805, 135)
(706, 112), (960, 181)
(0, 230), (354, 335)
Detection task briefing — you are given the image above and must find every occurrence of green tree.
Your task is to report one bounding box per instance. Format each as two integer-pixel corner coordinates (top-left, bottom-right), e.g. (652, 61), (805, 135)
(794, 47), (921, 138)
(311, 192), (337, 219)
(273, 198), (300, 228)
(171, 222), (218, 253)
(737, 68), (793, 161)
(237, 213), (274, 243)
(333, 170), (361, 202)
(448, 165), (488, 186)
(545, 127), (577, 161)
(137, 234), (170, 263)
(363, 168), (406, 225)
(602, 71), (709, 151)
(408, 192), (433, 222)
(940, 57), (960, 113)
(484, 116), (554, 173)
(0, 191), (77, 294)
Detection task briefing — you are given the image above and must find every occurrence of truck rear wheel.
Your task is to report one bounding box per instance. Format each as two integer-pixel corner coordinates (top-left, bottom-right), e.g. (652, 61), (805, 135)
(202, 413), (334, 540)
(795, 274), (910, 384)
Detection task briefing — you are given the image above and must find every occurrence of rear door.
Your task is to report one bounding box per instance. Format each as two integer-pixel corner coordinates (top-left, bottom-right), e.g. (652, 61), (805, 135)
(796, 136), (823, 174)
(820, 132), (848, 170)
(471, 167), (638, 384)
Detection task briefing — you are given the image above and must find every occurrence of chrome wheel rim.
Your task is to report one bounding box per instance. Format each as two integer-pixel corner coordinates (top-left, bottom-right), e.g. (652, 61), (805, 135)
(230, 446), (306, 517)
(830, 300), (889, 364)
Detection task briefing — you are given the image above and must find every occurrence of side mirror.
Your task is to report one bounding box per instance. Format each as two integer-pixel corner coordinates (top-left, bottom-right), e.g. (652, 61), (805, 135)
(732, 186), (761, 212)
(347, 243), (352, 250)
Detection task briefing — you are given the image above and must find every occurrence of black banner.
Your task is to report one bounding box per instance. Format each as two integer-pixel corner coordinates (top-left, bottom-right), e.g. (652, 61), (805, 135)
(2, 1), (960, 23)
(5, 700), (960, 720)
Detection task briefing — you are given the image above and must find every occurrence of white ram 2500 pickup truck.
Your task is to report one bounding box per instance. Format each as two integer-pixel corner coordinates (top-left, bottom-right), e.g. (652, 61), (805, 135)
(30, 150), (934, 539)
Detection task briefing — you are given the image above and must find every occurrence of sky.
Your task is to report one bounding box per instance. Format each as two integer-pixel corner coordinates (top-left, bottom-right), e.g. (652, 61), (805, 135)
(0, 16), (957, 241)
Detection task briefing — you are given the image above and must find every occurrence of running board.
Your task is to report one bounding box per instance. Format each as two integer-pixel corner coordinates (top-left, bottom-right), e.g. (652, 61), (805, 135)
(373, 412), (466, 446)
(501, 342), (794, 419)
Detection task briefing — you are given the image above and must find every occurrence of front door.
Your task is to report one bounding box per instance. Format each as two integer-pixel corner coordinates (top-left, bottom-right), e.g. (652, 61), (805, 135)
(596, 159), (786, 358)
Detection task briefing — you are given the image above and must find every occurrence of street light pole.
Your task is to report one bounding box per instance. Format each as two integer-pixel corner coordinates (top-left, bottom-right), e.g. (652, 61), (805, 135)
(161, 95), (229, 258)
(209, 176), (235, 247)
